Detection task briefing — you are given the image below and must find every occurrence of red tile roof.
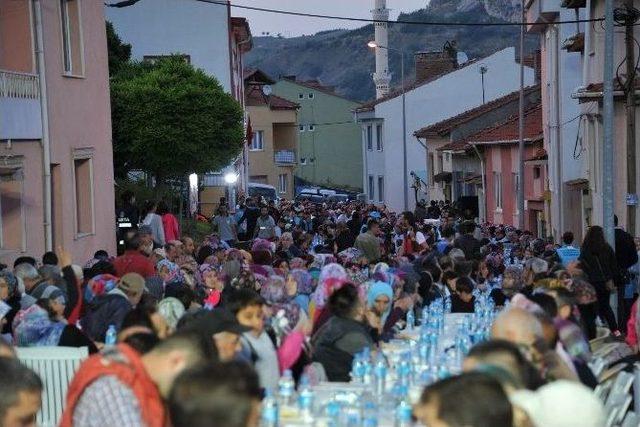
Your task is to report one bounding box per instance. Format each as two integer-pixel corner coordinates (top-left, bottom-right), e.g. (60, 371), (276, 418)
(414, 85), (540, 138)
(245, 86), (299, 110)
(437, 141), (471, 152)
(467, 104), (543, 145)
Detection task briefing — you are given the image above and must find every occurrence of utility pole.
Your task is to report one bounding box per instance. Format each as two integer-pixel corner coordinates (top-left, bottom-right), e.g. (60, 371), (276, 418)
(603, 0), (615, 246)
(518, 0), (525, 230)
(625, 0), (637, 235)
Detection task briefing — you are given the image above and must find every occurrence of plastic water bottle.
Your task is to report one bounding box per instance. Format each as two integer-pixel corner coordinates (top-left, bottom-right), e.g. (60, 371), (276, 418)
(105, 324), (117, 346)
(395, 399), (413, 427)
(363, 402), (379, 427)
(406, 308), (415, 331)
(298, 375), (315, 421)
(351, 353), (365, 383)
(278, 370), (295, 407)
(374, 353), (387, 398)
(261, 389), (279, 427)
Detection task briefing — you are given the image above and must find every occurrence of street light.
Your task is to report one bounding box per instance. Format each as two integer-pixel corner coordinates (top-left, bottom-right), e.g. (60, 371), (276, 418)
(224, 172), (239, 184)
(367, 40), (409, 211)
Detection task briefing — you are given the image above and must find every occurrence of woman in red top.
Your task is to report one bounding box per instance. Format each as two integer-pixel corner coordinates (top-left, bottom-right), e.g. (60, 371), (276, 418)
(158, 200), (180, 242)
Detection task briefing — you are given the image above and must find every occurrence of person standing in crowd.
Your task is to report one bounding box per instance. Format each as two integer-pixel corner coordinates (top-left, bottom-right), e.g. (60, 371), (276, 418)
(556, 231), (580, 268)
(212, 205), (237, 246)
(354, 219), (381, 263)
(118, 191), (140, 228)
(454, 221), (482, 260)
(59, 331), (214, 427)
(0, 358), (42, 427)
(113, 233), (156, 279)
(237, 198), (261, 241)
(142, 201), (166, 247)
(579, 226), (620, 335)
(613, 215), (638, 333)
(157, 201), (180, 243)
(254, 206), (276, 240)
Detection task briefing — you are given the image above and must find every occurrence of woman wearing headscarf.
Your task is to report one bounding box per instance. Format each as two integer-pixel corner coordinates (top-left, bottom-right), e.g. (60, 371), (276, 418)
(157, 259), (183, 286)
(366, 281), (394, 340)
(0, 271), (20, 335)
(289, 269), (314, 314)
(310, 263), (348, 334)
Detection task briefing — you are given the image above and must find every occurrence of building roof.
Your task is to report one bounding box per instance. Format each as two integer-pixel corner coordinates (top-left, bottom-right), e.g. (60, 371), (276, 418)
(230, 17), (252, 52)
(437, 141), (472, 152)
(280, 77), (361, 104)
(574, 80), (640, 102)
(245, 85), (299, 110)
(244, 68), (275, 85)
(467, 104), (543, 145)
(414, 85), (540, 138)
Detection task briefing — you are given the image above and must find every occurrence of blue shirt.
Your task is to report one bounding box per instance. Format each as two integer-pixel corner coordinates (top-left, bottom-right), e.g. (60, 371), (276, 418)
(556, 245), (580, 267)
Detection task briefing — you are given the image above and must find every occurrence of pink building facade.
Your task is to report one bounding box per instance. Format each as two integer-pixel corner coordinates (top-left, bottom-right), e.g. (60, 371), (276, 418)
(470, 106), (548, 235)
(0, 0), (115, 265)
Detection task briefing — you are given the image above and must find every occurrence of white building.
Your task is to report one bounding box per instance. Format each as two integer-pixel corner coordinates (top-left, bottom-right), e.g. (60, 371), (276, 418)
(106, 0), (252, 214)
(526, 0), (589, 241)
(355, 47), (535, 212)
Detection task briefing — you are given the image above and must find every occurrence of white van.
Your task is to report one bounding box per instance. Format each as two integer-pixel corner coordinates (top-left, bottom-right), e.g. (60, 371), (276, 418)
(248, 183), (278, 203)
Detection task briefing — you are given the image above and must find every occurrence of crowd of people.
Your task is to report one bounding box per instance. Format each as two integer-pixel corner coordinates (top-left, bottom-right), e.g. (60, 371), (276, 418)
(0, 194), (638, 427)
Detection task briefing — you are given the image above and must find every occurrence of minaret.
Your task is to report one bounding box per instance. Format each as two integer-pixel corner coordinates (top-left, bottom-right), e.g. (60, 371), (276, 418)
(372, 0), (391, 99)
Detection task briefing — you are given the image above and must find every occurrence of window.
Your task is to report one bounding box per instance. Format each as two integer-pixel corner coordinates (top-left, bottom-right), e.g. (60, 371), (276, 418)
(300, 158), (307, 165)
(445, 152), (450, 162)
(376, 124), (383, 151)
(298, 93), (304, 99)
(299, 125), (305, 132)
(250, 130), (264, 151)
(534, 166), (541, 179)
(308, 93), (314, 99)
(377, 176), (385, 202)
(308, 124), (315, 132)
(59, 0), (83, 75)
(0, 163), (25, 251)
(368, 175), (375, 201)
(366, 125), (373, 151)
(73, 156), (94, 236)
(278, 174), (288, 194)
(493, 172), (503, 209)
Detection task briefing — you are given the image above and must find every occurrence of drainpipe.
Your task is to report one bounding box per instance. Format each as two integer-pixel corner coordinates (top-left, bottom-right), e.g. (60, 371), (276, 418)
(33, 0), (53, 252)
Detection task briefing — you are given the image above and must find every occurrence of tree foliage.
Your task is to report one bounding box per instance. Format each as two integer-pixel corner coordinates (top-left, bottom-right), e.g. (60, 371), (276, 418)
(106, 21), (131, 76)
(110, 57), (245, 182)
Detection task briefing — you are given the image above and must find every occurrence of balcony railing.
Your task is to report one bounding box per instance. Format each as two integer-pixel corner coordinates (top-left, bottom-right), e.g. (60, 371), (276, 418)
(0, 70), (39, 99)
(274, 150), (296, 165)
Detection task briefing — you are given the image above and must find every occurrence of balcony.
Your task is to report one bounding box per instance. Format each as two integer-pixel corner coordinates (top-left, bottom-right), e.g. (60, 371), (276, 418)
(0, 70), (42, 140)
(274, 150), (296, 165)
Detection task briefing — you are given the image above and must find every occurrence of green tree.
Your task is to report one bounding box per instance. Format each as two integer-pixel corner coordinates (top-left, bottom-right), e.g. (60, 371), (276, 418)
(111, 57), (245, 183)
(106, 21), (131, 75)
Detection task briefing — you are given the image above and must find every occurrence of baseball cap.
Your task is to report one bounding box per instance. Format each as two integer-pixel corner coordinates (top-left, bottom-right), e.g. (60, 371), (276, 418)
(118, 273), (145, 295)
(182, 309), (250, 336)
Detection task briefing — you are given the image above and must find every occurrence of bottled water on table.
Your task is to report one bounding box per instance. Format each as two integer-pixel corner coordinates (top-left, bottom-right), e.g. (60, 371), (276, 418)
(298, 375), (315, 421)
(394, 398), (413, 427)
(373, 353), (388, 398)
(105, 324), (117, 346)
(362, 401), (379, 427)
(261, 389), (279, 427)
(278, 369), (296, 407)
(406, 308), (415, 331)
(351, 352), (366, 383)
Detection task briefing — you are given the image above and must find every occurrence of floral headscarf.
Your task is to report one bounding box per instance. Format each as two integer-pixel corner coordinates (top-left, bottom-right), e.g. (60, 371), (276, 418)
(157, 259), (183, 284)
(312, 263), (348, 309)
(158, 297), (186, 330)
(261, 276), (301, 328)
(289, 258), (306, 270)
(290, 269), (313, 295)
(196, 263), (218, 288)
(0, 271), (18, 297)
(252, 239), (273, 254)
(230, 269), (260, 292)
(84, 274), (119, 303)
(13, 305), (66, 347)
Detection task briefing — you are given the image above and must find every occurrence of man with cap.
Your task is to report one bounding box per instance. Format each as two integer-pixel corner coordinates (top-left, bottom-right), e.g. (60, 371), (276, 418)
(81, 273), (145, 342)
(113, 232), (156, 279)
(178, 309), (250, 362)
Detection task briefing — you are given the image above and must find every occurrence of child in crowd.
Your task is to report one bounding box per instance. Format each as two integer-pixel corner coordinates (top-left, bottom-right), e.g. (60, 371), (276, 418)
(228, 289), (279, 391)
(452, 277), (475, 313)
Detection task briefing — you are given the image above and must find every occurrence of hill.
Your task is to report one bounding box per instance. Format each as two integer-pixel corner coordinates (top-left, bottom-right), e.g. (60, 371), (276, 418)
(245, 0), (536, 102)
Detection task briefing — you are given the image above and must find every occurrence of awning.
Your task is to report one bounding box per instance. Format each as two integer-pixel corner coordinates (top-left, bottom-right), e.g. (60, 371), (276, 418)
(433, 172), (452, 183)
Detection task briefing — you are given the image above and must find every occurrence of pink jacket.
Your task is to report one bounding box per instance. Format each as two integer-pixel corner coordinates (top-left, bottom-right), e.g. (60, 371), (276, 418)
(162, 213), (180, 242)
(626, 301), (638, 348)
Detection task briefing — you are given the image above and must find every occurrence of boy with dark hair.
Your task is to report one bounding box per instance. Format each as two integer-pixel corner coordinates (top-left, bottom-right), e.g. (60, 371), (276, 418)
(227, 289), (279, 391)
(452, 277), (475, 313)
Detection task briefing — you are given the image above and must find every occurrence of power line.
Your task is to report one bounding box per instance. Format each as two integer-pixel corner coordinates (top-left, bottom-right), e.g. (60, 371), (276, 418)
(193, 0), (603, 27)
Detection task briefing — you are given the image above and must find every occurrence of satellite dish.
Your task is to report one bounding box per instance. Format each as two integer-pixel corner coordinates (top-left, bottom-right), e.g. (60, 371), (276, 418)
(262, 85), (272, 96)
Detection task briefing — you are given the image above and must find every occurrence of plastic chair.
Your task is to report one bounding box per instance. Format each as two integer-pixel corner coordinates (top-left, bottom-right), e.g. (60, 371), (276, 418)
(16, 346), (89, 427)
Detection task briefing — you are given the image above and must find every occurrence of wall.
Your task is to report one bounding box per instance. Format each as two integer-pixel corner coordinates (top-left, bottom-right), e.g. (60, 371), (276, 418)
(247, 105), (297, 199)
(372, 47), (534, 212)
(272, 80), (362, 191)
(105, 0), (232, 91)
(360, 118), (385, 202)
(42, 0), (115, 261)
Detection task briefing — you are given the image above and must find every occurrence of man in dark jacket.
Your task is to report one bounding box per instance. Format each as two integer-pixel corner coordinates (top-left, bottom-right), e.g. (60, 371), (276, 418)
(82, 273), (144, 342)
(454, 221), (482, 261)
(614, 215), (639, 332)
(237, 198), (261, 240)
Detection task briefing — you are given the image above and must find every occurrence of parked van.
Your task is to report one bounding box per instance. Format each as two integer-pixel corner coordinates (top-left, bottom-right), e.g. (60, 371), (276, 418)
(248, 183), (278, 203)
